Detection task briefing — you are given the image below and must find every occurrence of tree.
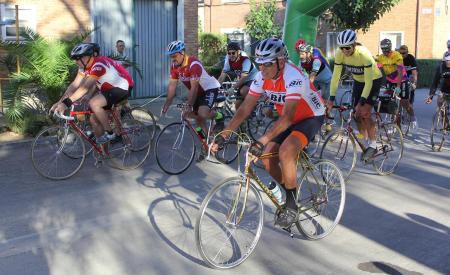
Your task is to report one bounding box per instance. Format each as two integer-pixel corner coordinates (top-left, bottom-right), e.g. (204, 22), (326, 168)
(198, 32), (226, 67)
(327, 0), (401, 32)
(245, 0), (282, 41)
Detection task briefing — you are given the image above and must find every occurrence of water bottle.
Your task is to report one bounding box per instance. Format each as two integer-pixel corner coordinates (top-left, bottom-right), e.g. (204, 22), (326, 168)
(268, 181), (283, 205)
(195, 127), (206, 139)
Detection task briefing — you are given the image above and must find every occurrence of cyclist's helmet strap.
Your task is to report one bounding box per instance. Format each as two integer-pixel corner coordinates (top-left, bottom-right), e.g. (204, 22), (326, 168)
(166, 40), (185, 55)
(337, 29), (357, 47)
(70, 43), (95, 60)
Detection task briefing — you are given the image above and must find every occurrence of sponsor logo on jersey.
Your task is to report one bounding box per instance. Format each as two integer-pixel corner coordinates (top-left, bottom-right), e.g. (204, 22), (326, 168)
(310, 95), (322, 109)
(345, 65), (365, 75)
(268, 92), (286, 103)
(287, 79), (303, 88)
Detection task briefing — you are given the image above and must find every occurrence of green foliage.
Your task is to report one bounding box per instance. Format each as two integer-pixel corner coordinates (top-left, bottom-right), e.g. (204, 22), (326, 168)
(198, 32), (227, 67)
(107, 51), (143, 79)
(0, 28), (92, 134)
(328, 0), (401, 32)
(416, 59), (440, 88)
(245, 0), (282, 41)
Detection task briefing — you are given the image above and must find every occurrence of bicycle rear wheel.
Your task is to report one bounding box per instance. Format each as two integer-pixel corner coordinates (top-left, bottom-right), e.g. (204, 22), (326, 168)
(372, 123), (404, 175)
(129, 107), (157, 142)
(296, 159), (346, 240)
(107, 118), (152, 170)
(398, 106), (411, 136)
(430, 110), (446, 152)
(155, 122), (196, 175)
(246, 109), (274, 141)
(31, 125), (86, 180)
(320, 129), (357, 181)
(215, 116), (240, 164)
(195, 177), (264, 269)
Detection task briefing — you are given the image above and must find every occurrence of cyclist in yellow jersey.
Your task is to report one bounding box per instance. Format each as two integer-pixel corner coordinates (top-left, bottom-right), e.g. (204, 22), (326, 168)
(376, 39), (417, 129)
(328, 29), (383, 161)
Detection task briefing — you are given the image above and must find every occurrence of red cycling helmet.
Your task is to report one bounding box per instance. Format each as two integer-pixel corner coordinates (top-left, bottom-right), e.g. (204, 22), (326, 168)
(295, 38), (306, 51)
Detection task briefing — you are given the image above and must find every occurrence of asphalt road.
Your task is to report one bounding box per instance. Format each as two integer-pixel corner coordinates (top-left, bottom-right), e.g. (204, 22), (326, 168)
(0, 89), (449, 275)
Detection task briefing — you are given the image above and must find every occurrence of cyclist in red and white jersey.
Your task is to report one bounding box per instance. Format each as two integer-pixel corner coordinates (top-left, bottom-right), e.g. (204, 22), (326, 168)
(213, 38), (325, 228)
(161, 41), (222, 135)
(51, 43), (134, 144)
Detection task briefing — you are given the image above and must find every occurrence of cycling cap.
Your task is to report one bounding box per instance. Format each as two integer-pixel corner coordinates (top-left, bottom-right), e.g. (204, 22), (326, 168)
(337, 29), (357, 47)
(227, 41), (241, 51)
(70, 43), (95, 60)
(90, 43), (101, 55)
(255, 38), (288, 64)
(380, 39), (392, 50)
(166, 41), (185, 55)
(295, 38), (306, 51)
(298, 44), (313, 53)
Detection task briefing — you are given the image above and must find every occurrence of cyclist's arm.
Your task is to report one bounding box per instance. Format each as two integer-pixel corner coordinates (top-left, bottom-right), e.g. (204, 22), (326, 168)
(187, 79), (200, 106)
(411, 69), (418, 85)
(163, 79), (178, 110)
(66, 76), (97, 103)
(429, 64), (441, 97)
(396, 65), (403, 87)
(329, 63), (343, 98)
(309, 59), (322, 83)
(234, 72), (249, 88)
(259, 100), (298, 145)
(218, 56), (231, 84)
(361, 63), (374, 99)
(217, 72), (228, 84)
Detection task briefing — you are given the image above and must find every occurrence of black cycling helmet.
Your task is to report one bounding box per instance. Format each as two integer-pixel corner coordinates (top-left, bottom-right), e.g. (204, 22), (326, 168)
(90, 43), (101, 55)
(227, 41), (241, 51)
(380, 39), (392, 50)
(70, 43), (95, 60)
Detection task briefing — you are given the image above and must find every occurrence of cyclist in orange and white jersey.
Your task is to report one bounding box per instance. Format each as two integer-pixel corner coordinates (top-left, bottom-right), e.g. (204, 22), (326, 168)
(213, 38), (325, 228)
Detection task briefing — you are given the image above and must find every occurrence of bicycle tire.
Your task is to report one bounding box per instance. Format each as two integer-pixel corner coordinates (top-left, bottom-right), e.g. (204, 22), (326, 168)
(296, 159), (346, 240)
(31, 125), (86, 180)
(372, 123), (404, 175)
(430, 110), (446, 152)
(320, 129), (357, 181)
(129, 107), (157, 142)
(195, 177), (264, 269)
(107, 118), (152, 170)
(398, 106), (410, 136)
(246, 107), (275, 141)
(155, 122), (196, 175)
(214, 115), (241, 164)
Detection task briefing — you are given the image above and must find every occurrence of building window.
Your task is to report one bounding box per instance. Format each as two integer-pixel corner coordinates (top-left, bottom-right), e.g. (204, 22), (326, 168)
(326, 32), (338, 58)
(379, 32), (404, 52)
(222, 0), (243, 3)
(0, 5), (36, 42)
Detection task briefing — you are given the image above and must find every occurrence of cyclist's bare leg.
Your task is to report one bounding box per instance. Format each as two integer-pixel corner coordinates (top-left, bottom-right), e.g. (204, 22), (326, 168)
(197, 105), (215, 134)
(235, 86), (249, 110)
(89, 94), (112, 134)
(89, 114), (103, 137)
(356, 103), (376, 141)
(261, 142), (283, 184)
(278, 134), (305, 190)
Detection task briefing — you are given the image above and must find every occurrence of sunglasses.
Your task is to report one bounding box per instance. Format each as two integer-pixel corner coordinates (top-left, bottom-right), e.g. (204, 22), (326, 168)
(340, 46), (352, 51)
(257, 60), (276, 68)
(227, 51), (237, 55)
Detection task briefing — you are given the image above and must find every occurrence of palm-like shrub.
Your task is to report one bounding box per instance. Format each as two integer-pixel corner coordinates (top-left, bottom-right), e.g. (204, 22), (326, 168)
(0, 28), (90, 135)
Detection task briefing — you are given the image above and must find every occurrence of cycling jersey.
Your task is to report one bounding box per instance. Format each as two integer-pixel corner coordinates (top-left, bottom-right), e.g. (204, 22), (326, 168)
(79, 56), (133, 92)
(376, 51), (407, 83)
(301, 48), (331, 75)
(249, 62), (325, 123)
(223, 54), (258, 81)
(430, 62), (450, 95)
(330, 45), (382, 98)
(402, 53), (418, 78)
(170, 55), (220, 94)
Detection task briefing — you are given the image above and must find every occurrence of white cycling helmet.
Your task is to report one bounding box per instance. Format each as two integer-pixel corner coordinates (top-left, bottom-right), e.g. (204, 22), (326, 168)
(255, 37), (288, 64)
(337, 29), (357, 47)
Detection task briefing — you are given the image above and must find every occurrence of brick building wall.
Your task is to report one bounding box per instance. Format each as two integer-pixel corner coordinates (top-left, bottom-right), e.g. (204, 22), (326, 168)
(184, 0), (199, 56)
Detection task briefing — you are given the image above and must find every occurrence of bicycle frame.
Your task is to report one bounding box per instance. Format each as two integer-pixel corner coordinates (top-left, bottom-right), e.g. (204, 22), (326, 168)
(227, 147), (320, 226)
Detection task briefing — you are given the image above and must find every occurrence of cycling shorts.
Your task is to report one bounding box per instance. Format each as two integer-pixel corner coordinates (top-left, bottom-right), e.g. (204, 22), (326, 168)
(193, 88), (219, 111)
(272, 115), (325, 145)
(352, 77), (382, 107)
(103, 87), (130, 109)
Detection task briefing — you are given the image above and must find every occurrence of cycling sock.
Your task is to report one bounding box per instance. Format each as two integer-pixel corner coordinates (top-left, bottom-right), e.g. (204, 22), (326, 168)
(369, 140), (377, 149)
(285, 188), (297, 210)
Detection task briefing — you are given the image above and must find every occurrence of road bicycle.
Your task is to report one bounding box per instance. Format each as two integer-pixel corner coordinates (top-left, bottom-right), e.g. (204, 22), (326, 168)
(31, 100), (153, 180)
(155, 103), (240, 175)
(320, 94), (404, 180)
(195, 135), (345, 269)
(430, 93), (450, 151)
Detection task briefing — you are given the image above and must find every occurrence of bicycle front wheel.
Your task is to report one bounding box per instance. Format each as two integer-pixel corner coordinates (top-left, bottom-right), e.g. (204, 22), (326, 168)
(372, 123), (404, 175)
(215, 116), (240, 164)
(430, 110), (446, 152)
(195, 177), (264, 269)
(399, 106), (411, 136)
(320, 129), (357, 181)
(108, 118), (152, 170)
(296, 159), (346, 240)
(155, 122), (196, 175)
(31, 125), (86, 180)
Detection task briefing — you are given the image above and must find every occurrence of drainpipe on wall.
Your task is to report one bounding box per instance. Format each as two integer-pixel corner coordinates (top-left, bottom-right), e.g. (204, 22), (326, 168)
(415, 0), (420, 57)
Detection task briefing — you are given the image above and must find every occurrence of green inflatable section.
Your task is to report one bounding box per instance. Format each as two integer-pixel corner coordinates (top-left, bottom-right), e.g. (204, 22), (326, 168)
(283, 0), (338, 65)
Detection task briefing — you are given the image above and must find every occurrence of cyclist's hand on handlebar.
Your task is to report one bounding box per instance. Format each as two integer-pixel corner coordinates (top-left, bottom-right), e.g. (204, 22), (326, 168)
(425, 96), (433, 104)
(53, 102), (67, 115)
(394, 87), (401, 95)
(211, 134), (227, 153)
(248, 140), (264, 158)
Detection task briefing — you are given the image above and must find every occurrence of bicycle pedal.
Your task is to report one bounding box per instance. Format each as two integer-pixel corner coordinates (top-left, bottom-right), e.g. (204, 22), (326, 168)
(281, 226), (294, 238)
